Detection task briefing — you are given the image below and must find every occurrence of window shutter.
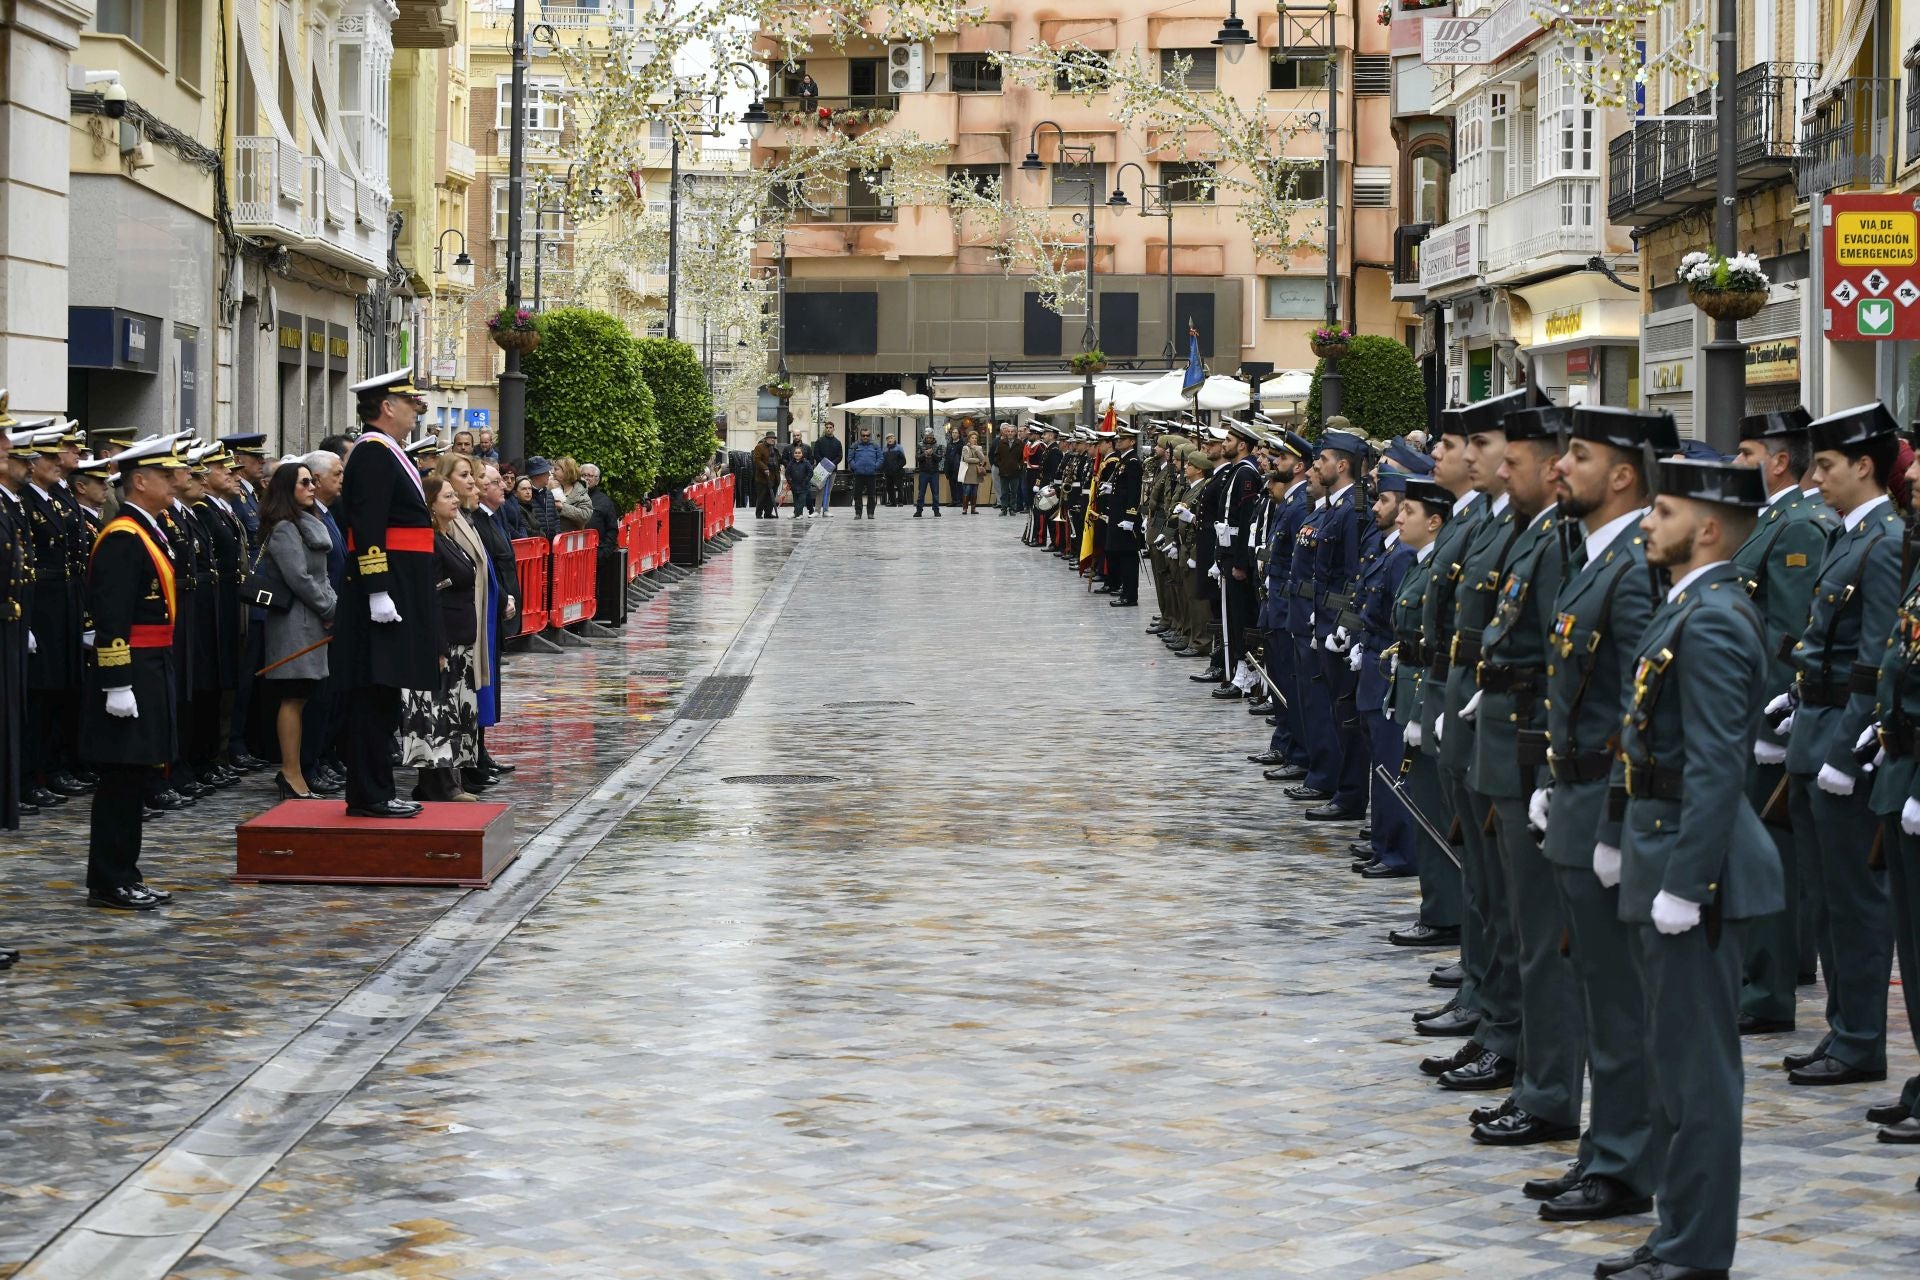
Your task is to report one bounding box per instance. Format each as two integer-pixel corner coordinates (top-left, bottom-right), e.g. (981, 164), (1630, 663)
(1352, 165), (1392, 208)
(1352, 55), (1391, 96)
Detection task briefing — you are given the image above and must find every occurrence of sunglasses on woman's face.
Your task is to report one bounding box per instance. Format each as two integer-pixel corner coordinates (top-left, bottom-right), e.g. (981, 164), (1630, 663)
(296, 477), (316, 487)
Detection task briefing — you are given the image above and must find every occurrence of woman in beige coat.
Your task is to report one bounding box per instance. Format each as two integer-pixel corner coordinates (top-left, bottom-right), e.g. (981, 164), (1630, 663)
(553, 456), (593, 530)
(958, 430), (989, 515)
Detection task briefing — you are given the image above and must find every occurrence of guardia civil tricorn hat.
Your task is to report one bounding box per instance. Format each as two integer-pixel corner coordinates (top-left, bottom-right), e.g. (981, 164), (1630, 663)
(1738, 407), (1811, 442)
(1808, 402), (1898, 452)
(1657, 459), (1766, 509)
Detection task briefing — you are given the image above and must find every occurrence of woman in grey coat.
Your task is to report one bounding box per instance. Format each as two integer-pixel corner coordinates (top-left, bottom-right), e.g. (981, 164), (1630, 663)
(259, 461), (337, 800)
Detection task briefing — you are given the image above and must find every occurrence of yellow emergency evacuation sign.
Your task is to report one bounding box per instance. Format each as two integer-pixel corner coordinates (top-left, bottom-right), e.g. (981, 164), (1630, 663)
(1823, 194), (1920, 340)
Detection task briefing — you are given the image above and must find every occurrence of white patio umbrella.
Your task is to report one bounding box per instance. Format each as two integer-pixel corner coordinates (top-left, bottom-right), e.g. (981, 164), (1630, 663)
(937, 395), (1045, 416)
(1129, 371), (1250, 414)
(1258, 369), (1314, 406)
(826, 389), (916, 415)
(1030, 379), (1144, 416)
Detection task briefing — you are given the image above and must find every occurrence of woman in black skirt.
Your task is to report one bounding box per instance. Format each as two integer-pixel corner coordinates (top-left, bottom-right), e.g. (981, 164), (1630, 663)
(399, 475), (480, 801)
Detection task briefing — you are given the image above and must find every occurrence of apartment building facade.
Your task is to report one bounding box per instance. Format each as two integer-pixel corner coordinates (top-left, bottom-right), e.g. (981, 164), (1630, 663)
(747, 5), (1413, 409)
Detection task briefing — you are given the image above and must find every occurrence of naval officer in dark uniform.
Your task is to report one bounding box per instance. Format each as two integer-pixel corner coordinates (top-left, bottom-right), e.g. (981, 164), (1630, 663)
(336, 369), (443, 818)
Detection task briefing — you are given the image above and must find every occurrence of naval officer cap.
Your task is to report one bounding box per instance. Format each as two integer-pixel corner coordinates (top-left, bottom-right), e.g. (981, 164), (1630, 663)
(1570, 404), (1681, 454)
(1114, 421), (1139, 438)
(1319, 423), (1368, 458)
(1809, 401), (1898, 452)
(218, 432), (269, 456)
(1270, 430), (1312, 461)
(1657, 458), (1767, 509)
(348, 367), (421, 398)
(1376, 469), (1413, 494)
(72, 454), (114, 478)
(1738, 406), (1811, 442)
(1224, 417), (1264, 445)
(115, 434), (189, 472)
(1203, 424), (1229, 442)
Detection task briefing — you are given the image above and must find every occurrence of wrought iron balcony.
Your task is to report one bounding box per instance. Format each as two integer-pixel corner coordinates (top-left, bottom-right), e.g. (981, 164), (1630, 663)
(1799, 76), (1900, 195)
(1393, 221), (1430, 292)
(1608, 63), (1818, 225)
(781, 203), (897, 225)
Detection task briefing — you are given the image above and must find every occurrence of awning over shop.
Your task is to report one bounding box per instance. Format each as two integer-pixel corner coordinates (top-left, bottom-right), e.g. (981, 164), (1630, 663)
(1512, 271), (1642, 354)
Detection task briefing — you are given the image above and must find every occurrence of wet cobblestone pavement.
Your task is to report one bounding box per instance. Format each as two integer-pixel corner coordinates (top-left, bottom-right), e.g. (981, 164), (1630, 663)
(7, 512), (1919, 1278)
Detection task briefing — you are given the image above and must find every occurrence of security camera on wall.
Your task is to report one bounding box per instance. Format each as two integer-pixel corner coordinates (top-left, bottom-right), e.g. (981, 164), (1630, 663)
(72, 68), (128, 119)
(101, 80), (128, 120)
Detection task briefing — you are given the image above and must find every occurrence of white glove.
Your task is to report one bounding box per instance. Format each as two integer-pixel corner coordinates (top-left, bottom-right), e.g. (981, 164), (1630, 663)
(1528, 787), (1552, 833)
(81, 630), (95, 648)
(1099, 483), (1113, 495)
(1460, 690), (1483, 722)
(1778, 712), (1794, 736)
(26, 630), (35, 655)
(1593, 842), (1622, 888)
(1307, 611), (1316, 629)
(1117, 520), (1134, 532)
(1753, 740), (1787, 766)
(1383, 701), (1395, 723)
(1816, 763), (1855, 796)
(1207, 563), (1222, 581)
(1387, 652), (1399, 677)
(1434, 714), (1446, 743)
(104, 686), (137, 719)
(369, 590), (402, 624)
(1347, 645), (1363, 672)
(1764, 691), (1794, 718)
(1903, 795), (1920, 836)
(1404, 720), (1423, 749)
(1177, 509), (1196, 525)
(1185, 557), (1196, 569)
(1651, 889), (1703, 936)
(1325, 626), (1352, 655)
(1856, 723), (1885, 772)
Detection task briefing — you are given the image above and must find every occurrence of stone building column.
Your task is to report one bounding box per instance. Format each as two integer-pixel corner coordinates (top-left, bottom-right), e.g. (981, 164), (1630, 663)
(0, 1), (94, 416)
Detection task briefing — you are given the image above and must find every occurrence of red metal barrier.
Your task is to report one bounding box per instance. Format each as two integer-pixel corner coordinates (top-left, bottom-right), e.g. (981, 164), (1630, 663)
(511, 537), (549, 636)
(548, 529), (599, 627)
(619, 509), (644, 582)
(719, 474), (735, 530)
(650, 499), (668, 567)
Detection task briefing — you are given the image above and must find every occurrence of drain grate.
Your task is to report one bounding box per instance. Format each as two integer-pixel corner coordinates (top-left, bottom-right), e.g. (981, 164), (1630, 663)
(721, 774), (838, 785)
(824, 699), (915, 707)
(676, 675), (753, 720)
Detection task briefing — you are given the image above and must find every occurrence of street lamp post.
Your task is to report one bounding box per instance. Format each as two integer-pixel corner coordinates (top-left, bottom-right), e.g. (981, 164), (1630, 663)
(665, 63), (770, 342)
(498, 0), (532, 465)
(1702, 0), (1744, 451)
(1109, 162), (1176, 359)
(1279, 3), (1342, 421)
(1021, 121), (1099, 433)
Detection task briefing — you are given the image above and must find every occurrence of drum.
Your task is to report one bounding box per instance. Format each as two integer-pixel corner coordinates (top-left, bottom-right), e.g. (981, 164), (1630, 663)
(1033, 485), (1060, 512)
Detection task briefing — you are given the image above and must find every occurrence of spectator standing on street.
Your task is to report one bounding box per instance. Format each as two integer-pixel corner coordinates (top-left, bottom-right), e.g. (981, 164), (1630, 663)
(524, 458), (560, 537)
(581, 463), (620, 555)
(483, 464), (529, 542)
(942, 423), (964, 508)
(992, 423), (1023, 516)
(847, 426), (884, 519)
(883, 435), (907, 506)
(958, 429), (988, 515)
(914, 430), (945, 517)
(475, 428), (500, 464)
(751, 432), (780, 518)
(452, 430), (475, 456)
(785, 443), (814, 518)
(553, 456), (592, 531)
(513, 474), (538, 531)
(813, 425), (844, 516)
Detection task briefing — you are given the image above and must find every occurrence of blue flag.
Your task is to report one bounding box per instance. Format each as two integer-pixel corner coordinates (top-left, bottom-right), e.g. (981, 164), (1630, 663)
(1181, 320), (1204, 395)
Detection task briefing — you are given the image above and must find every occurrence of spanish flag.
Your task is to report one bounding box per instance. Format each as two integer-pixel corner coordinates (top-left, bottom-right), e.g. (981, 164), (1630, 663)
(1079, 403), (1117, 569)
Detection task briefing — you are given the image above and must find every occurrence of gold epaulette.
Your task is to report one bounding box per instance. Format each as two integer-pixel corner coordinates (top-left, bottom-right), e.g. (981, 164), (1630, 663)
(357, 547), (389, 576)
(97, 638), (131, 668)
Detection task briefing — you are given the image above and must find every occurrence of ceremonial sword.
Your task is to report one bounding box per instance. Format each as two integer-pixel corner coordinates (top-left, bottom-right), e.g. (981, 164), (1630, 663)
(1372, 762), (1464, 870)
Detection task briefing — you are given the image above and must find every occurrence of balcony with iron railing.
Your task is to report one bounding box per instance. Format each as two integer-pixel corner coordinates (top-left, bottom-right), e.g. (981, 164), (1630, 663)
(1485, 177), (1602, 276)
(1393, 221), (1430, 299)
(1799, 77), (1900, 195)
(1608, 62), (1817, 225)
(473, 0), (635, 31)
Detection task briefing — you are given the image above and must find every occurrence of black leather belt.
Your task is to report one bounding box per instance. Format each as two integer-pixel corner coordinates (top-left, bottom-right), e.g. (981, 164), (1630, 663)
(1451, 634), (1482, 666)
(1849, 661), (1881, 695)
(1293, 582), (1316, 598)
(1549, 747), (1612, 784)
(1797, 676), (1849, 708)
(1399, 638), (1430, 668)
(1623, 759), (1683, 799)
(1323, 591), (1354, 614)
(1477, 663), (1542, 694)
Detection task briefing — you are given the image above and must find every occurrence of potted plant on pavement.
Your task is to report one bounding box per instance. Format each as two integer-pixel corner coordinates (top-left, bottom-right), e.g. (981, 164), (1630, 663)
(1679, 250), (1770, 322)
(488, 307), (540, 354)
(1070, 348), (1108, 375)
(1310, 325), (1353, 360)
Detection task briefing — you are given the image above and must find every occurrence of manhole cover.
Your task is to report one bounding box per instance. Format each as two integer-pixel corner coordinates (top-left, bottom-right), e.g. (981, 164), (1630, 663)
(824, 699), (914, 707)
(721, 774), (838, 785)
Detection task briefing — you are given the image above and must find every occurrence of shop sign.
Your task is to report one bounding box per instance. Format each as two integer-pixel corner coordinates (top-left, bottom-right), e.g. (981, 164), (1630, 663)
(1649, 361), (1686, 391)
(328, 323), (350, 372)
(1421, 219), (1481, 289)
(1565, 347), (1590, 376)
(1543, 306), (1583, 341)
(1821, 193), (1920, 340)
(1422, 0), (1552, 65)
(1745, 336), (1799, 385)
(277, 313), (304, 366)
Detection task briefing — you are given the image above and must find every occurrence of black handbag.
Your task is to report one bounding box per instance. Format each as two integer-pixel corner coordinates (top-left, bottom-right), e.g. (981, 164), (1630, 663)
(245, 553), (293, 612)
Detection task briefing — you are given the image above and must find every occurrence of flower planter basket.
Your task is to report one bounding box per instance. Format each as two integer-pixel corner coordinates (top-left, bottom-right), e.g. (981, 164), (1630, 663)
(1688, 285), (1767, 323)
(1076, 360), (1108, 375)
(1311, 338), (1351, 360)
(492, 328), (541, 355)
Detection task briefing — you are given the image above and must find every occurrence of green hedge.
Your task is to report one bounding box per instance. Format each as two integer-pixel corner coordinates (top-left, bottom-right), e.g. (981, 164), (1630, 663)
(1304, 334), (1426, 440)
(633, 337), (718, 489)
(523, 308), (661, 510)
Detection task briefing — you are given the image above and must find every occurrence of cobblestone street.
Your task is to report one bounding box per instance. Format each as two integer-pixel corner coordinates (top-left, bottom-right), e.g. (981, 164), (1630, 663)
(4, 515), (1916, 1278)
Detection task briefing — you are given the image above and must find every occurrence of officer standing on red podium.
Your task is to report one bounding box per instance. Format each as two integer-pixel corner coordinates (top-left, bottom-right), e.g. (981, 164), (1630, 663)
(82, 435), (188, 910)
(336, 368), (442, 818)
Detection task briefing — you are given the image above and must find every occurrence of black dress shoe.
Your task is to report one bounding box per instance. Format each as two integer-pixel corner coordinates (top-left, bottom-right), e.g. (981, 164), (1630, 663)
(1304, 803), (1364, 821)
(1246, 700), (1275, 715)
(461, 768), (498, 792)
(140, 884), (173, 903)
(1788, 1056), (1887, 1086)
(47, 771), (93, 796)
(1472, 1106), (1580, 1146)
(26, 786), (64, 807)
(139, 806), (160, 821)
(1173, 646), (1205, 658)
(1440, 1049), (1515, 1091)
(1611, 1265), (1728, 1280)
(1413, 998), (1457, 1024)
(308, 771), (344, 797)
(1146, 621), (1170, 634)
(1351, 858), (1382, 875)
(1210, 686), (1243, 700)
(1248, 750), (1287, 765)
(1522, 1161), (1584, 1202)
(1390, 922), (1461, 948)
(1109, 598), (1139, 607)
(19, 800), (38, 815)
(147, 789), (192, 811)
(1349, 839), (1374, 855)
(1429, 960), (1464, 988)
(1738, 1014), (1795, 1035)
(1876, 1116), (1920, 1143)
(1781, 1045), (1824, 1071)
(1190, 668), (1224, 683)
(345, 799), (425, 819)
(1468, 1094), (1515, 1127)
(1419, 1038), (1481, 1078)
(231, 752), (273, 772)
(1357, 825), (1372, 842)
(1866, 1100), (1912, 1126)
(1283, 784), (1332, 800)
(1593, 1245), (1654, 1278)
(1362, 862), (1415, 879)
(1415, 1005), (1481, 1037)
(1263, 765), (1310, 783)
(1540, 1174), (1652, 1221)
(88, 885), (160, 911)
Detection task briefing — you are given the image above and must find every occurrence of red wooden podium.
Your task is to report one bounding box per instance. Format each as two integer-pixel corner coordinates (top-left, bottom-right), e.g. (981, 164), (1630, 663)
(234, 800), (517, 888)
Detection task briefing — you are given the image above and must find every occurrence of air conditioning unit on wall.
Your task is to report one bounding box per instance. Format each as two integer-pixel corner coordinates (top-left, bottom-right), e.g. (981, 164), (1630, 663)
(888, 43), (926, 93)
